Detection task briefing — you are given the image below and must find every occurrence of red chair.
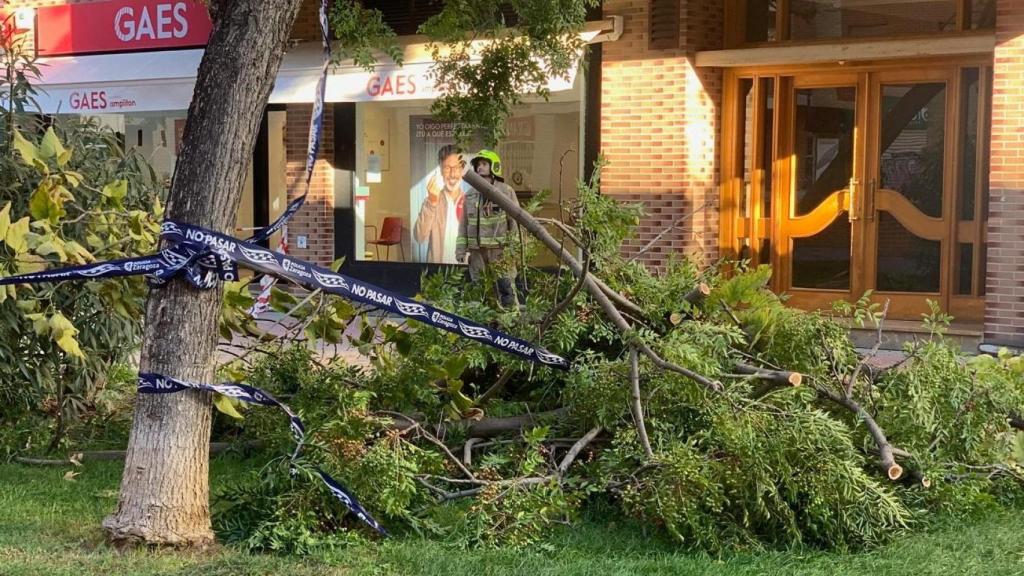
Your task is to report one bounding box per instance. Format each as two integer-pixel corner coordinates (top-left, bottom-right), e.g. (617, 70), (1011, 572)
(366, 217), (405, 261)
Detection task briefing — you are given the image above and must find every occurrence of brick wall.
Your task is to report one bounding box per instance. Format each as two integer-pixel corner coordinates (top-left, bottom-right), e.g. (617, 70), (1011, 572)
(283, 104), (335, 268)
(291, 0), (321, 43)
(984, 0), (1024, 346)
(600, 0), (723, 269)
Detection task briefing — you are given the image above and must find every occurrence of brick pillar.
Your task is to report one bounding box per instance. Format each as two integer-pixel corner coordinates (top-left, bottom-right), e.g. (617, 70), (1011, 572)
(600, 0), (723, 269)
(284, 104), (335, 268)
(985, 1), (1024, 346)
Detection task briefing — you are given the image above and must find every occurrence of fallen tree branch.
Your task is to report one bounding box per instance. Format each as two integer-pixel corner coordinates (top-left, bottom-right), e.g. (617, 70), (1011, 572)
(629, 347), (654, 459)
(423, 427), (604, 502)
(458, 408), (569, 439)
(684, 282), (711, 307)
(818, 386), (903, 480)
(557, 426), (603, 475)
(465, 170), (722, 394)
(463, 438), (482, 467)
(438, 476), (554, 502)
(737, 363), (803, 387)
(377, 410), (476, 480)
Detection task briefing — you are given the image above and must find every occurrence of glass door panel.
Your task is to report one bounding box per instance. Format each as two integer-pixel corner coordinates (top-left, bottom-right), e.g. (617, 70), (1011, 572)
(786, 83), (858, 292)
(865, 69), (957, 317)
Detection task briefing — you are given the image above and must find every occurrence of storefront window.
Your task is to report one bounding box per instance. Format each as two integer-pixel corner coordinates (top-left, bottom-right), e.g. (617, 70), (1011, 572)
(83, 111), (186, 188)
(64, 110), (266, 237)
(354, 97), (583, 265)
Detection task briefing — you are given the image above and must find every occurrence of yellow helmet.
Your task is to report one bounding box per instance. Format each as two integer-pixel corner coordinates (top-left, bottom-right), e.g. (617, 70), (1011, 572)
(471, 149), (502, 178)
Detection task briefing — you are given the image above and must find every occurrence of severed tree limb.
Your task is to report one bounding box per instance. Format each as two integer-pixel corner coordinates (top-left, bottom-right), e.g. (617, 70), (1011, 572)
(461, 408), (568, 438)
(737, 363), (803, 386)
(904, 465), (931, 489)
(465, 170), (721, 393)
(684, 283), (712, 307)
(818, 386), (903, 480)
(557, 426), (603, 475)
(534, 218), (645, 320)
(629, 347), (654, 459)
(463, 438), (482, 467)
(425, 427), (605, 501)
(437, 476), (554, 502)
(738, 363), (803, 399)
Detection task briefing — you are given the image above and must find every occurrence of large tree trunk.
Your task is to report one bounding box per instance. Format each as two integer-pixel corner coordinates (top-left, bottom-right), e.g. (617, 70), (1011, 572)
(103, 0), (304, 546)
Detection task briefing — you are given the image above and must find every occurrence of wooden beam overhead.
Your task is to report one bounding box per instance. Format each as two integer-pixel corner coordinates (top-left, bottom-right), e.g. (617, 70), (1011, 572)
(696, 34), (994, 68)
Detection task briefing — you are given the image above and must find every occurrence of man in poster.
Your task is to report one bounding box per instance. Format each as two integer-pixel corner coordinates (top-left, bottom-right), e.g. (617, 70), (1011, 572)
(413, 144), (465, 263)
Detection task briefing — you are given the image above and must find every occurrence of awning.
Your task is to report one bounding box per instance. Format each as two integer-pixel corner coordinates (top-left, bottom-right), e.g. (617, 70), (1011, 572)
(29, 18), (620, 114)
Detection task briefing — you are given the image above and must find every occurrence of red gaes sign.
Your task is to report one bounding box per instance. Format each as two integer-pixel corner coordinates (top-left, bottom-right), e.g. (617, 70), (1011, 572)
(36, 1), (212, 56)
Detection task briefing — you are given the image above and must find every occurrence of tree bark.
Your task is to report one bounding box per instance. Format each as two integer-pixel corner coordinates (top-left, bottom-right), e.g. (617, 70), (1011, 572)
(102, 0), (304, 546)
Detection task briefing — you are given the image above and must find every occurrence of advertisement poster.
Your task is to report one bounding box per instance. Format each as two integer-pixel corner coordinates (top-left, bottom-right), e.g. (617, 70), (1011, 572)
(408, 116), (482, 264)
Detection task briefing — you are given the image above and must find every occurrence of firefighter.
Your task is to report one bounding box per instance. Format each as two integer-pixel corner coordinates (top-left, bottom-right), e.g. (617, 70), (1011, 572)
(457, 149), (521, 309)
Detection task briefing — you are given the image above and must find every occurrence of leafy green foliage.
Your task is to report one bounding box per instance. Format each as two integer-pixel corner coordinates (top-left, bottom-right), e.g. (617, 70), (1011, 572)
(419, 0), (600, 145)
(208, 158), (1024, 554)
(0, 33), (162, 453)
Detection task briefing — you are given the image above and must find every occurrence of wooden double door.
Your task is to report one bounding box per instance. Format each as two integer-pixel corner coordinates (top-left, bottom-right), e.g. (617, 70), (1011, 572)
(724, 61), (990, 321)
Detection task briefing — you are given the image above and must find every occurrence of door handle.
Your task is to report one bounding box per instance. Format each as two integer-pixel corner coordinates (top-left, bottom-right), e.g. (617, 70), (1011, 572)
(848, 177), (860, 222)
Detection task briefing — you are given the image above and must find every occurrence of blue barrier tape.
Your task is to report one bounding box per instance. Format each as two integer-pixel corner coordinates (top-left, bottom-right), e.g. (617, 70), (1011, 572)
(162, 222), (570, 368)
(138, 372), (388, 536)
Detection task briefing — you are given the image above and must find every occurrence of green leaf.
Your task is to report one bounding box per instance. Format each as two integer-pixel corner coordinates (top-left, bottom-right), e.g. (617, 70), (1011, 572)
(101, 180), (128, 201)
(16, 254), (47, 273)
(332, 299), (356, 321)
(6, 217), (30, 253)
(393, 331), (412, 356)
(62, 240), (94, 264)
(443, 355), (469, 379)
(214, 394), (245, 420)
(330, 257), (346, 272)
(57, 149), (74, 169)
(49, 313), (78, 340)
(11, 131), (38, 166)
(451, 388), (474, 412)
(57, 334), (85, 359)
(0, 203), (10, 242)
(63, 171), (84, 188)
(38, 127), (67, 161)
(269, 286), (299, 313)
(30, 315), (50, 337)
(223, 281), (255, 308)
(35, 240), (68, 262)
(85, 234), (104, 250)
(16, 300), (38, 313)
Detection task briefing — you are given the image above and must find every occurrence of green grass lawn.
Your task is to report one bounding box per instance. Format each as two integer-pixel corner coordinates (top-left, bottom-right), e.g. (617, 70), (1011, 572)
(2, 458), (1023, 576)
